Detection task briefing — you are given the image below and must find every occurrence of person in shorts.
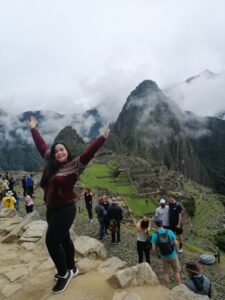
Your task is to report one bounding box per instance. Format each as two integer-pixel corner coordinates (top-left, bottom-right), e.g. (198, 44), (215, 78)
(151, 218), (181, 288)
(168, 193), (183, 253)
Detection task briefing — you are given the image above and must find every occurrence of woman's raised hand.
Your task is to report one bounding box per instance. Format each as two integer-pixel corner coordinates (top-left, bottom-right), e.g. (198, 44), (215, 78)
(27, 115), (38, 129)
(102, 123), (110, 139)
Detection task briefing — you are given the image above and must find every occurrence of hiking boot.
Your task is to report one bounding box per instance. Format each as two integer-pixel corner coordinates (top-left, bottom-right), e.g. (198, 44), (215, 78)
(52, 270), (73, 294)
(54, 267), (79, 281)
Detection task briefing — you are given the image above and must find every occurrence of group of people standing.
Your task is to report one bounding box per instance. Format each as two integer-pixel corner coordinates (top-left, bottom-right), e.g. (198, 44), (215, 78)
(0, 173), (35, 213)
(135, 194), (211, 297)
(84, 189), (123, 244)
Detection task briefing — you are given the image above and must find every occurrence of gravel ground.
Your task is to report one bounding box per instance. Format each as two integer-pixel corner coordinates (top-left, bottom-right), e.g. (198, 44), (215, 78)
(75, 211), (225, 300)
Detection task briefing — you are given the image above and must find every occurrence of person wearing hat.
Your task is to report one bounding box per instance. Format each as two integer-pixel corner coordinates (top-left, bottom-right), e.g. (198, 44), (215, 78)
(2, 191), (17, 209)
(155, 198), (169, 229)
(151, 218), (181, 288)
(185, 262), (211, 298)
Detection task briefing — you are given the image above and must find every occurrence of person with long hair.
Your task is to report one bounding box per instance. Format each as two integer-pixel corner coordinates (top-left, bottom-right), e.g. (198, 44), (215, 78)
(136, 217), (151, 264)
(27, 115), (109, 294)
(84, 188), (93, 222)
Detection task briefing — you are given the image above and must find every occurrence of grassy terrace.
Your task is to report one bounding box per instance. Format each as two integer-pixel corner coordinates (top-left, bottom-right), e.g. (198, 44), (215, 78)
(80, 160), (157, 217)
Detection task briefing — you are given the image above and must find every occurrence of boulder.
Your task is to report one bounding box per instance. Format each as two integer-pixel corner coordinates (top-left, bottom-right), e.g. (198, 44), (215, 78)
(199, 254), (216, 265)
(0, 208), (17, 218)
(2, 211), (40, 243)
(19, 220), (47, 242)
(77, 258), (100, 274)
(0, 216), (23, 235)
(75, 236), (107, 259)
(166, 284), (209, 300)
(98, 257), (127, 273)
(107, 262), (159, 288)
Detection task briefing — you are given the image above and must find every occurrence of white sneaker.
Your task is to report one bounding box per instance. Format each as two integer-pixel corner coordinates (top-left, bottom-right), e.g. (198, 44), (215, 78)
(178, 248), (183, 253)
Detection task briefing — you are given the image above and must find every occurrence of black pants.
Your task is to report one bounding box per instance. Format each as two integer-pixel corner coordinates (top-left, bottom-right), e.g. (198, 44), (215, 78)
(86, 205), (93, 220)
(25, 205), (33, 214)
(137, 240), (150, 264)
(46, 203), (76, 276)
(111, 222), (121, 243)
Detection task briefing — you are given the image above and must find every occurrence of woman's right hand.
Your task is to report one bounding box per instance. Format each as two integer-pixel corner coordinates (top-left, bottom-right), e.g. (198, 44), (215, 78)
(27, 115), (38, 129)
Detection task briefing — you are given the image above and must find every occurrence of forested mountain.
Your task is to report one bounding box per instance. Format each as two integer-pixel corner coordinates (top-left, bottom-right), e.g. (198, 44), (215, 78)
(1, 78), (225, 194)
(111, 80), (225, 194)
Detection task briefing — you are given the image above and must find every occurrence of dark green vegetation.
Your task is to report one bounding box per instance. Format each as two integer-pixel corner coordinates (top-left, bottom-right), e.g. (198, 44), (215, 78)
(215, 230), (225, 251)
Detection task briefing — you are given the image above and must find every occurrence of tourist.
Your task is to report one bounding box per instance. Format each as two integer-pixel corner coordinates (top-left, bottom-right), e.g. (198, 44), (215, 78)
(24, 191), (34, 214)
(84, 188), (93, 223)
(95, 197), (107, 241)
(185, 262), (211, 298)
(151, 218), (181, 288)
(26, 174), (34, 195)
(106, 197), (123, 244)
(27, 115), (109, 294)
(2, 190), (17, 209)
(168, 193), (183, 253)
(21, 175), (27, 196)
(155, 198), (169, 229)
(136, 216), (151, 264)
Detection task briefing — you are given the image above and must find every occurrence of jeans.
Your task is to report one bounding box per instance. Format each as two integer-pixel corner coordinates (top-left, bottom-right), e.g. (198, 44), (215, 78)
(46, 203), (76, 276)
(98, 219), (105, 240)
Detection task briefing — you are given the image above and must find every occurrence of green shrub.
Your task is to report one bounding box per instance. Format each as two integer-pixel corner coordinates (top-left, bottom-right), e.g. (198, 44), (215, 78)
(215, 229), (225, 251)
(183, 196), (196, 217)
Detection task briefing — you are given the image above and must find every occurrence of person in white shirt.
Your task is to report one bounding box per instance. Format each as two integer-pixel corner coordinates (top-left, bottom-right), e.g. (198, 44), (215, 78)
(155, 199), (169, 229)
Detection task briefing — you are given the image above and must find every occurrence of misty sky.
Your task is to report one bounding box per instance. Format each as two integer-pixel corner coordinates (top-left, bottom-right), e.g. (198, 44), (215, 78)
(0, 0), (225, 121)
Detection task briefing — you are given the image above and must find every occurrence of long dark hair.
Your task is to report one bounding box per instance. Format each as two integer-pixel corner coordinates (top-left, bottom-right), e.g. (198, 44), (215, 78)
(40, 141), (72, 188)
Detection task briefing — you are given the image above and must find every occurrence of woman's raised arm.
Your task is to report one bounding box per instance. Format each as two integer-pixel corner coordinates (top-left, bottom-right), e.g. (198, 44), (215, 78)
(27, 115), (49, 158)
(80, 124), (110, 165)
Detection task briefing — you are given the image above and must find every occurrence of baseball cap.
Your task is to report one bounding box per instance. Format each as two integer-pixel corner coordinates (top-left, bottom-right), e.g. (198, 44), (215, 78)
(160, 198), (166, 204)
(155, 218), (163, 226)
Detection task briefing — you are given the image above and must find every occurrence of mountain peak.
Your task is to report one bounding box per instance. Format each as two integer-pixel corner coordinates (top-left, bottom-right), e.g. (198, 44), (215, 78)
(185, 69), (218, 84)
(132, 80), (160, 96)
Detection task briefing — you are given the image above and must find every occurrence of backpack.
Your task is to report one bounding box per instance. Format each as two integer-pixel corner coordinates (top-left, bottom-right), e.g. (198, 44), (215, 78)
(156, 230), (174, 255)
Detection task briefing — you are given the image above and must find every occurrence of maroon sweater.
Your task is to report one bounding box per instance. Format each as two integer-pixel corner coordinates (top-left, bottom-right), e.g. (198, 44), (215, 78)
(31, 128), (105, 208)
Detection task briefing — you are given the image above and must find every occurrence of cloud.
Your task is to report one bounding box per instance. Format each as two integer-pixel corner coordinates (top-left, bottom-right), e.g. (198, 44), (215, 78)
(0, 0), (225, 119)
(164, 71), (225, 117)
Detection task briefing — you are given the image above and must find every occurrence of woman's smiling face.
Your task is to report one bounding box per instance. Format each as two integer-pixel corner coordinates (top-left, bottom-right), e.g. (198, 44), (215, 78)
(54, 143), (69, 163)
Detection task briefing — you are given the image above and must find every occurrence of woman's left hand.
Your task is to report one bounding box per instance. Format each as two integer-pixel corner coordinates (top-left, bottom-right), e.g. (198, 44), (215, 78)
(102, 123), (110, 139)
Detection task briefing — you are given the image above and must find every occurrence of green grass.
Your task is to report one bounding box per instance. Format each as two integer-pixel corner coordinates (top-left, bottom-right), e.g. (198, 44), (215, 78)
(124, 195), (156, 217)
(80, 161), (157, 216)
(183, 181), (225, 247)
(80, 162), (136, 194)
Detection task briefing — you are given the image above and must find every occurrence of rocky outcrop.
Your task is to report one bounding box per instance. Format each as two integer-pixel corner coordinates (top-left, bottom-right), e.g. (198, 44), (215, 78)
(0, 209), (209, 299)
(166, 284), (209, 300)
(1, 211), (41, 243)
(107, 262), (159, 288)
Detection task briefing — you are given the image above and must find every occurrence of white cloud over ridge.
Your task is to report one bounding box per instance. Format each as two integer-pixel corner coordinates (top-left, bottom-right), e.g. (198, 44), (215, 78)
(0, 0), (225, 121)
